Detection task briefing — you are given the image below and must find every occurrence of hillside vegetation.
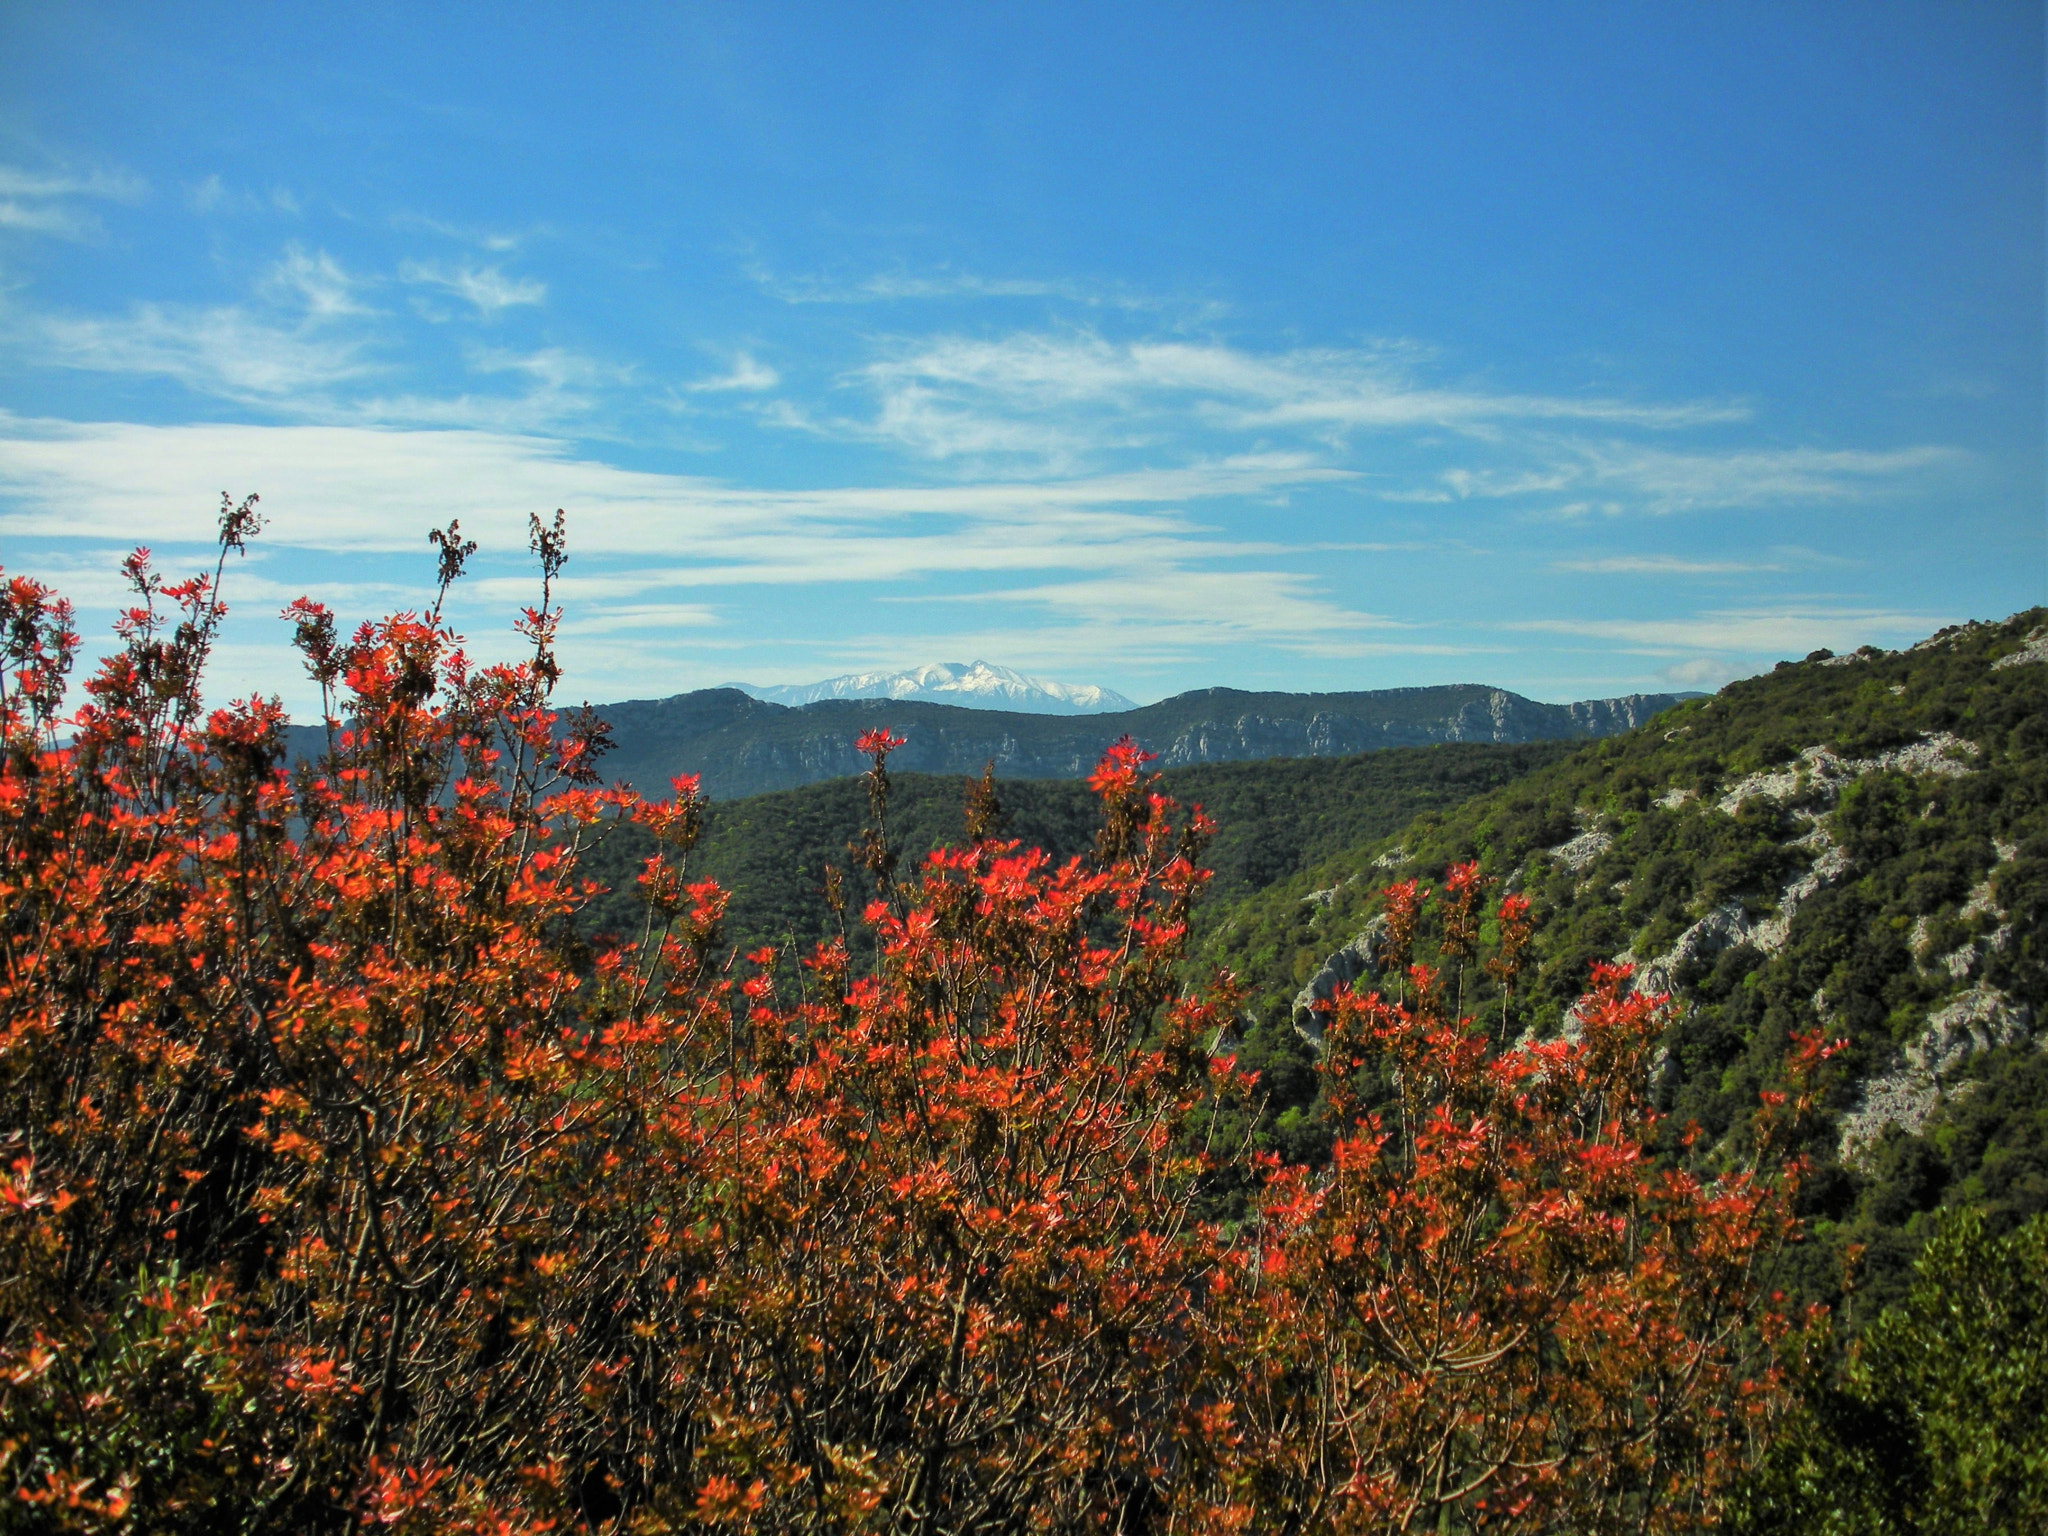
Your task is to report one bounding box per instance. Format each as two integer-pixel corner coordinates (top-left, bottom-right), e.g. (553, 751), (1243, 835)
(1199, 610), (2048, 1317)
(577, 740), (1578, 956)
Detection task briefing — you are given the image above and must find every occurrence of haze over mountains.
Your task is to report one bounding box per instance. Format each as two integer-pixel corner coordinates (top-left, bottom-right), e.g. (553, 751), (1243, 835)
(727, 661), (1137, 714)
(594, 682), (1698, 800)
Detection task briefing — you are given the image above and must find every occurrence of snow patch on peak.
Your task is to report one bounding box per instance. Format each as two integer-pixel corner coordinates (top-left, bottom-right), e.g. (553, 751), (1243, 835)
(730, 661), (1138, 715)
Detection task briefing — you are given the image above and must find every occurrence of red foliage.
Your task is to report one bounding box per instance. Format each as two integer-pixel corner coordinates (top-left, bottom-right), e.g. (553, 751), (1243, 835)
(1199, 959), (1807, 1531)
(0, 510), (1814, 1533)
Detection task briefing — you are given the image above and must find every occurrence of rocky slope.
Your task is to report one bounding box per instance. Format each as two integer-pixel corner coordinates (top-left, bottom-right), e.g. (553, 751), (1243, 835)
(1199, 613), (2048, 1316)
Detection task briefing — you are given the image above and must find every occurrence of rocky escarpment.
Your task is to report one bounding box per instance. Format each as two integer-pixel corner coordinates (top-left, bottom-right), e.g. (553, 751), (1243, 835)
(1292, 914), (1388, 1043)
(1285, 733), (1988, 1046)
(1835, 832), (2036, 1161)
(585, 684), (1695, 800)
(1284, 722), (2038, 1111)
(1838, 984), (2034, 1162)
(1617, 733), (1980, 995)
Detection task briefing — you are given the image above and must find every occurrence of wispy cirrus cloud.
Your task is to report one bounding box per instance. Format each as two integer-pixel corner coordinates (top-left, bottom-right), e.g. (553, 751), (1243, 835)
(1508, 605), (1942, 656)
(387, 212), (532, 252)
(0, 202), (99, 238)
(262, 246), (373, 318)
(21, 247), (380, 406)
(1564, 442), (1963, 513)
(32, 302), (377, 404)
(0, 166), (147, 200)
(779, 331), (1952, 523)
(7, 242), (618, 430)
(1549, 554), (1782, 575)
(1512, 602), (1953, 695)
(1417, 439), (1960, 515)
(5, 229), (1966, 523)
(682, 351), (779, 393)
(187, 175), (302, 216)
(0, 161), (147, 240)
(0, 416), (1344, 561)
(0, 216), (1984, 710)
(399, 259), (546, 317)
(345, 347), (629, 432)
(776, 331), (1753, 473)
(748, 264), (1206, 316)
(563, 601), (724, 635)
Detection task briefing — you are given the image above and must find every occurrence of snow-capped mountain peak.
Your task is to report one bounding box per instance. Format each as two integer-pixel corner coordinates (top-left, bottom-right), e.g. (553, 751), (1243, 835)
(729, 661), (1137, 715)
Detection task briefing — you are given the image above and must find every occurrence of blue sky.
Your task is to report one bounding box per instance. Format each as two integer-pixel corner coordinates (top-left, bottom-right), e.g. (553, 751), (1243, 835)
(0, 3), (2041, 715)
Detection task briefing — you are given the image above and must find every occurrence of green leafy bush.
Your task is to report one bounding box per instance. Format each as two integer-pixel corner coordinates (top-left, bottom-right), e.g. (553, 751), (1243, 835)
(1732, 1210), (2048, 1534)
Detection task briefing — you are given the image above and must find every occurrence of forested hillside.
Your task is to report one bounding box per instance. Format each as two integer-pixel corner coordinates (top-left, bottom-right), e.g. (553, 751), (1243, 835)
(1199, 610), (2048, 1316)
(576, 740), (1577, 956)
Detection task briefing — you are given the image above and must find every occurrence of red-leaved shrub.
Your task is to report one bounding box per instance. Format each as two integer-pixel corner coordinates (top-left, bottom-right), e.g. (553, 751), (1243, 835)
(0, 507), (1815, 1533)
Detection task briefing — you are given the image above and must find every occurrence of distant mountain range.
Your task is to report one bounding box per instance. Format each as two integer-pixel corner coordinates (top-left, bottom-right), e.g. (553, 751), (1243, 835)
(589, 683), (1699, 800)
(726, 661), (1137, 714)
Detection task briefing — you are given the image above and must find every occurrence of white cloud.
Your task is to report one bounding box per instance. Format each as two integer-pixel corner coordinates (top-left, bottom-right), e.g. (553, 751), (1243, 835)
(24, 305), (613, 428)
(0, 409), (1983, 713)
(0, 202), (96, 238)
(0, 421), (1371, 680)
(1508, 606), (1942, 656)
(1659, 656), (1747, 690)
(12, 243), (382, 407)
(683, 352), (779, 392)
(929, 565), (1405, 655)
(799, 331), (1753, 468)
(1440, 467), (1579, 500)
(750, 265), (1199, 314)
(471, 346), (620, 390)
(0, 165), (146, 201)
(9, 249), (607, 424)
(566, 602), (724, 635)
(4, 240), (1963, 529)
(263, 246), (371, 318)
(0, 417), (1345, 561)
(398, 260), (546, 317)
(1420, 439), (1959, 516)
(0, 227), (1980, 709)
(184, 176), (304, 218)
(33, 303), (376, 404)
(0, 417), (1384, 706)
(1568, 442), (1962, 513)
(0, 161), (145, 241)
(781, 332), (1953, 520)
(344, 348), (625, 432)
(1550, 554), (1782, 575)
(389, 212), (532, 252)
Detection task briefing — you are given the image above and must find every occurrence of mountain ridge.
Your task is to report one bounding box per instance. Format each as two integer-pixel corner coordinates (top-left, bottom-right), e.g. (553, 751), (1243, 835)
(589, 681), (1698, 800)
